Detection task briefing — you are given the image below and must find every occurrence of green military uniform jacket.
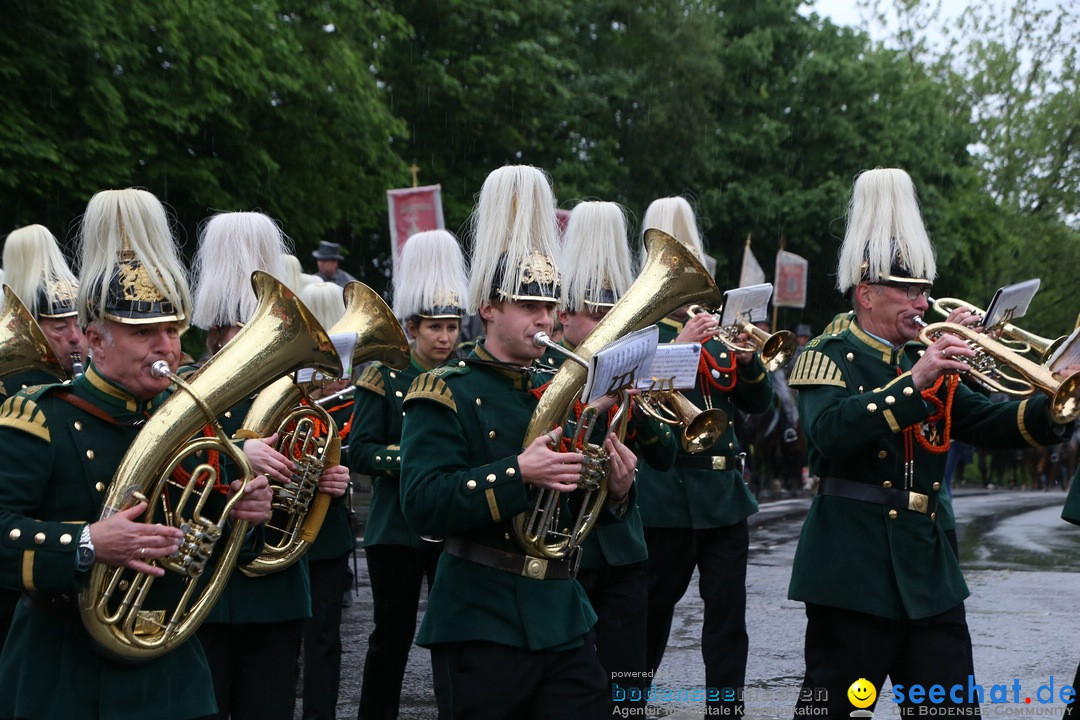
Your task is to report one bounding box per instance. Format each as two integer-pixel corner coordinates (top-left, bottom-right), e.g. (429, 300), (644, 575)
(637, 318), (773, 529)
(203, 394), (311, 624)
(1061, 465), (1080, 526)
(348, 354), (431, 548)
(399, 342), (600, 651)
(539, 341), (679, 569)
(788, 320), (1069, 620)
(0, 367), (66, 401)
(0, 363), (216, 720)
(307, 394), (357, 562)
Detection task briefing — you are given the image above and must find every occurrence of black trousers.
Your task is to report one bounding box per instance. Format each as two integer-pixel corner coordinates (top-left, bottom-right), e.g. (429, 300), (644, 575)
(302, 553), (352, 720)
(576, 561), (649, 712)
(793, 601), (979, 717)
(430, 632), (608, 720)
(357, 543), (440, 720)
(644, 522), (750, 713)
(199, 619), (304, 720)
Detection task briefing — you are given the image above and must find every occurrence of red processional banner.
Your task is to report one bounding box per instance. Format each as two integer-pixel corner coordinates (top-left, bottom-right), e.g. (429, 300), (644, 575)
(387, 185), (445, 269)
(774, 250), (809, 309)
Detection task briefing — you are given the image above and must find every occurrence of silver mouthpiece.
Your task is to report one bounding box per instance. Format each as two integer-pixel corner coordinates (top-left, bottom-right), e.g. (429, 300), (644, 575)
(151, 360), (172, 378)
(533, 332), (552, 348)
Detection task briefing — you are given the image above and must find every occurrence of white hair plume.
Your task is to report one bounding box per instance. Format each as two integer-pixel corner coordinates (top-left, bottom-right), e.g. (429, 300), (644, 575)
(300, 281), (346, 331)
(640, 196), (708, 268)
(2, 224), (78, 317)
(393, 230), (467, 320)
(466, 165), (562, 313)
(560, 201), (634, 312)
(837, 168), (936, 294)
(191, 212), (290, 329)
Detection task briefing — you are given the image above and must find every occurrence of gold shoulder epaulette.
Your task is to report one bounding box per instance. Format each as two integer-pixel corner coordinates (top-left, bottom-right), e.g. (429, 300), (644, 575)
(355, 363), (386, 396)
(823, 312), (854, 336)
(0, 395), (50, 443)
(788, 349), (847, 389)
(403, 373), (456, 413)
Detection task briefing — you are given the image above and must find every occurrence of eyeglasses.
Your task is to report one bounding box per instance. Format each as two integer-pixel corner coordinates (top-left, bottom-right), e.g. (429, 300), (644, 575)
(872, 282), (932, 301)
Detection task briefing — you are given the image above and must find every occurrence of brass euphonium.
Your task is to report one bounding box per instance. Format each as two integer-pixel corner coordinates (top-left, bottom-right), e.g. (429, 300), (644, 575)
(79, 272), (343, 660)
(931, 296), (1066, 361)
(686, 304), (797, 373)
(238, 280), (409, 576)
(0, 285), (67, 382)
(513, 229), (724, 560)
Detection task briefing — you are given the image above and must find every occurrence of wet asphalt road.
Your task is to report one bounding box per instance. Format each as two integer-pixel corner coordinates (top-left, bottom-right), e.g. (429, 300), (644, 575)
(302, 488), (1080, 719)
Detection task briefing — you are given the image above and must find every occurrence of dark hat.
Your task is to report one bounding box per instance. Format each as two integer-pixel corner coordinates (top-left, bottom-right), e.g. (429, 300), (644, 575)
(795, 323), (812, 337)
(312, 241), (345, 261)
(491, 251), (561, 304)
(35, 278), (79, 320)
(90, 255), (183, 325)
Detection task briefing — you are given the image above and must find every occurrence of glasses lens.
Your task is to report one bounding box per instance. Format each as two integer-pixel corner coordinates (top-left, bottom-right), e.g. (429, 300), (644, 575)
(904, 285), (931, 300)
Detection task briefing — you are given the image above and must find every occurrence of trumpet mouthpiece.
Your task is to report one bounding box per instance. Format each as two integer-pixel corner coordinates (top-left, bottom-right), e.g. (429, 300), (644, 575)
(533, 332), (552, 347)
(151, 360), (172, 378)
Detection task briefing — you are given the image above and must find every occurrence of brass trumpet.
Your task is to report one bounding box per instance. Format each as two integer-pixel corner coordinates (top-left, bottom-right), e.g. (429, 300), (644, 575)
(685, 305), (797, 372)
(931, 296), (1065, 362)
(636, 379), (728, 454)
(915, 317), (1080, 423)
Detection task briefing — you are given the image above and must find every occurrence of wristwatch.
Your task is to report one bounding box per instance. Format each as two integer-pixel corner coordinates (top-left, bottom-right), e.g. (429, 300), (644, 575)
(77, 524), (95, 571)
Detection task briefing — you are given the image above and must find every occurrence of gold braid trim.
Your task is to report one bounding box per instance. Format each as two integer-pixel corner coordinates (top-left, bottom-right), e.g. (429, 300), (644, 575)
(0, 396), (50, 443)
(403, 374), (456, 413)
(787, 350), (847, 389)
(355, 363), (386, 396)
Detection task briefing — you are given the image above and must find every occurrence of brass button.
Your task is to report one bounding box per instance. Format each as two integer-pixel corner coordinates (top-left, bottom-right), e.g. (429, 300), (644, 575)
(95, 482), (106, 492)
(375, 455), (383, 462)
(866, 403), (878, 413)
(506, 468), (516, 477)
(858, 386), (864, 392)
(885, 395), (896, 405)
(34, 532), (46, 544)
(395, 390), (403, 398)
(877, 450), (887, 459)
(466, 479), (477, 490)
(86, 449), (95, 460)
(475, 398), (482, 406)
(728, 442), (735, 450)
(389, 371), (397, 379)
(846, 352), (854, 362)
(882, 480), (893, 488)
(903, 387), (914, 396)
(930, 512), (937, 522)
(9, 529), (21, 541)
(224, 411), (232, 419)
(932, 482), (941, 491)
(888, 509), (898, 520)
(395, 456), (400, 462)
(720, 353), (728, 359)
(59, 533), (73, 546)
(73, 421), (83, 431)
(918, 349), (926, 357)
(488, 430), (496, 439)
(486, 473), (497, 484)
(458, 361), (466, 367)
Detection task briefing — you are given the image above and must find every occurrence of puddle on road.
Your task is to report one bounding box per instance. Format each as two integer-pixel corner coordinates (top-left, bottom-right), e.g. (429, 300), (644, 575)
(959, 503), (1080, 572)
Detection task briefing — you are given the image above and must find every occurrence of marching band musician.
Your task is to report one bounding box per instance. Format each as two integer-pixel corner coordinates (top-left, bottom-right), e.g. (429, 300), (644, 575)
(398, 165), (635, 719)
(0, 188), (273, 720)
(348, 229), (466, 720)
(188, 211), (350, 720)
(296, 280), (354, 720)
(547, 200), (680, 713)
(636, 196), (775, 716)
(0, 223), (87, 397)
(786, 168), (1074, 717)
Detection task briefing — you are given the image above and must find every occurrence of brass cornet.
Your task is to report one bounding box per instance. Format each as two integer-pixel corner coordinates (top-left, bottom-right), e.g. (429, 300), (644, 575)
(930, 296), (1065, 362)
(685, 305), (797, 373)
(636, 378), (728, 454)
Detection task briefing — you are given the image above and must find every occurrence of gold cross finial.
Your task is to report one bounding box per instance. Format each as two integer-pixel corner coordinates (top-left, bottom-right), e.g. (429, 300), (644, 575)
(409, 163), (420, 188)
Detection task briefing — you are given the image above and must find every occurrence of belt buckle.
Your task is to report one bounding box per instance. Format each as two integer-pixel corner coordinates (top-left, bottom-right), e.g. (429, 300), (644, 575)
(907, 492), (929, 514)
(521, 556), (548, 580)
(711, 456), (727, 471)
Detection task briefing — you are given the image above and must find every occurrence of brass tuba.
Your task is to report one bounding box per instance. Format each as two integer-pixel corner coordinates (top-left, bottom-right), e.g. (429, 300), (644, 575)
(513, 229), (724, 560)
(79, 271), (343, 660)
(0, 285), (67, 382)
(238, 280), (409, 576)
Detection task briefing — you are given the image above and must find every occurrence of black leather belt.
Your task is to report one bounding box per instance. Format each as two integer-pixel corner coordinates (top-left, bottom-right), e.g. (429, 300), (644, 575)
(818, 477), (938, 517)
(674, 453), (744, 471)
(443, 537), (576, 580)
(20, 591), (77, 622)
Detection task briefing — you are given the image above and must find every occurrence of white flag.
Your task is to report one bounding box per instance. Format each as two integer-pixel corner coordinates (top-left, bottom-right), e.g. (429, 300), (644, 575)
(739, 242), (766, 288)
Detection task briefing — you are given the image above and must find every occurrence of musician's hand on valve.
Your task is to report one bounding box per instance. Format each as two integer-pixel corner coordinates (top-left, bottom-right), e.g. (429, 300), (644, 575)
(228, 473), (273, 524)
(675, 311), (718, 344)
(90, 502), (184, 576)
(945, 307), (984, 333)
(518, 427), (585, 493)
(604, 435), (637, 504)
(317, 464), (350, 498)
(911, 336), (975, 390)
(243, 433), (295, 485)
(732, 331), (756, 366)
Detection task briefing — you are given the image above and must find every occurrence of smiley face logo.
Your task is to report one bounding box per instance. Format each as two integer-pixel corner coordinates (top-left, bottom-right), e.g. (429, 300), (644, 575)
(847, 678), (877, 709)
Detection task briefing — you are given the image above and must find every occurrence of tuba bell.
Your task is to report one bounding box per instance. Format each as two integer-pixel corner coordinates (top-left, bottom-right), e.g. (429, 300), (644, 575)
(0, 285), (67, 382)
(79, 271), (344, 661)
(513, 229), (724, 560)
(238, 280), (410, 576)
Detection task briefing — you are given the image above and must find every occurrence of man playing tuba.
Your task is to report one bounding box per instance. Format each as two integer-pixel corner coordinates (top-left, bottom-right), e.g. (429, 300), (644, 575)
(0, 188), (273, 720)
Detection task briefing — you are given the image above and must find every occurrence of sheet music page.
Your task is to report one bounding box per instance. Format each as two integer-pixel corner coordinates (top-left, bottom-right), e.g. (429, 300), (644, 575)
(636, 343), (703, 391)
(719, 283), (774, 327)
(296, 331), (354, 383)
(1048, 325), (1080, 372)
(582, 325), (659, 404)
(983, 278), (1040, 328)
